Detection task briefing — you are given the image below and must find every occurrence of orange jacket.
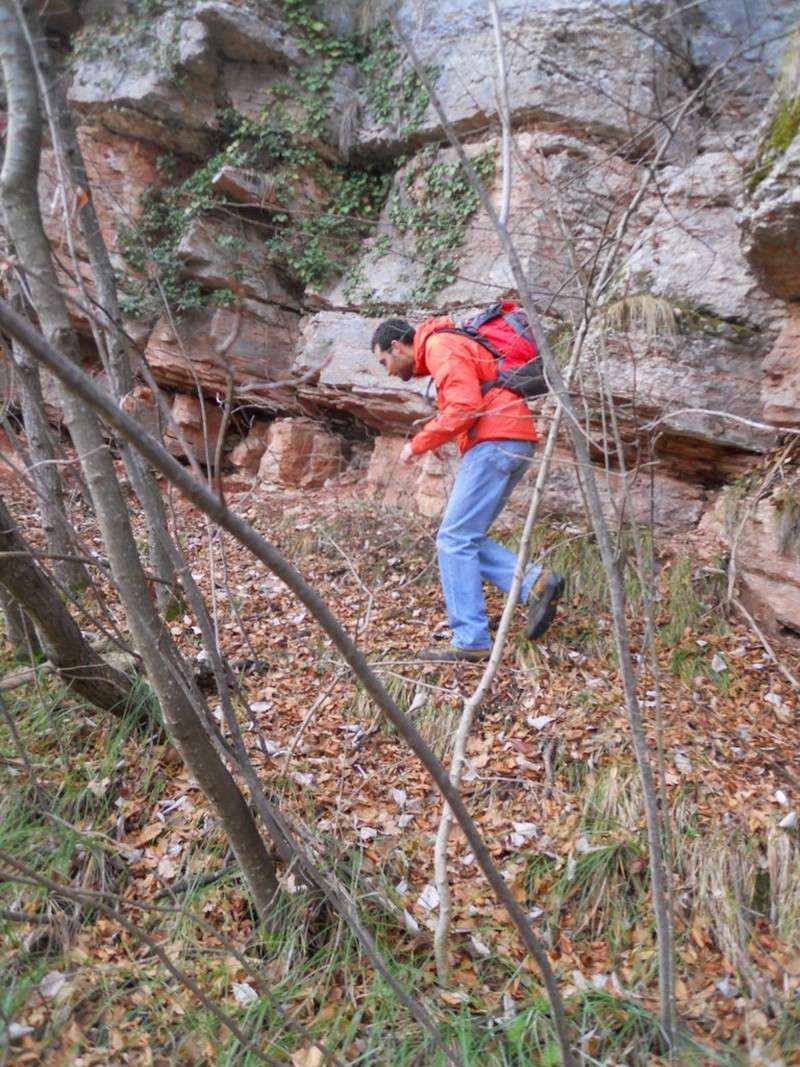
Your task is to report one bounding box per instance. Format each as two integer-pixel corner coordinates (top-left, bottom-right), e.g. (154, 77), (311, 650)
(409, 317), (538, 456)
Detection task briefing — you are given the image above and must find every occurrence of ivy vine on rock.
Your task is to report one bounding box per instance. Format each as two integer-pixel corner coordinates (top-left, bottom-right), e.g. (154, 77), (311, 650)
(112, 2), (445, 321)
(359, 20), (437, 137)
(69, 0), (190, 79)
(118, 105), (390, 321)
(391, 147), (496, 305)
(342, 148), (496, 310)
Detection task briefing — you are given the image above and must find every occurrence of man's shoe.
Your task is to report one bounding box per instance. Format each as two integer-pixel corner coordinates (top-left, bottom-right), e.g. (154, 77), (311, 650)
(525, 571), (565, 640)
(418, 644), (491, 663)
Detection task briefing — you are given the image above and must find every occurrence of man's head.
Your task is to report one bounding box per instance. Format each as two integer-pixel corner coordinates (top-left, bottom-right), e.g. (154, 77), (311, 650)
(371, 319), (416, 381)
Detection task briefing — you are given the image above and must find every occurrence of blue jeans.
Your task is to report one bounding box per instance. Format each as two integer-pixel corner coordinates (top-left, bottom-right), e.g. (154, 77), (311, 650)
(436, 439), (540, 649)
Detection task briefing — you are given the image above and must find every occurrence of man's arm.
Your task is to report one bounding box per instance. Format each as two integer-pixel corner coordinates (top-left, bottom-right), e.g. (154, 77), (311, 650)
(408, 342), (483, 456)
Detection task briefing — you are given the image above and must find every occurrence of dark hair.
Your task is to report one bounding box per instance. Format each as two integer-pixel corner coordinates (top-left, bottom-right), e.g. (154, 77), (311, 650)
(370, 319), (415, 354)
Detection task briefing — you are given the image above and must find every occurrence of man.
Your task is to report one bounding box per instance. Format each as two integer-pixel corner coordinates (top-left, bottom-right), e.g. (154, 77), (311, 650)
(371, 315), (564, 663)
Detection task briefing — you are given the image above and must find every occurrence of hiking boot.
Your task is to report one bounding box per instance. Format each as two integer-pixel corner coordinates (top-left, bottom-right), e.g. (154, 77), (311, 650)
(525, 571), (565, 640)
(418, 644), (490, 663)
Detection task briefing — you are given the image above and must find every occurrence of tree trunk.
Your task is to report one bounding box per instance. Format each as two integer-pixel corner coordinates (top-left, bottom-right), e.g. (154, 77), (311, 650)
(0, 494), (133, 710)
(4, 266), (89, 591)
(16, 0), (178, 612)
(0, 1), (281, 923)
(0, 585), (41, 660)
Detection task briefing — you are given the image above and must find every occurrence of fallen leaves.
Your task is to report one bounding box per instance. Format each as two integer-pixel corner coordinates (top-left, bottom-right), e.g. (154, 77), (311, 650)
(6, 477), (800, 1064)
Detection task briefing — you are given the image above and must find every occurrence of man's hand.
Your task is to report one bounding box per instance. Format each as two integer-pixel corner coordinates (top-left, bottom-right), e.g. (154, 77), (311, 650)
(400, 442), (418, 465)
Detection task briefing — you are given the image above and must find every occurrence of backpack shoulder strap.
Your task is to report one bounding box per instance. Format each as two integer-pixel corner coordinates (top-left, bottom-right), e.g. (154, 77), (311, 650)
(431, 326), (503, 361)
(429, 327), (504, 395)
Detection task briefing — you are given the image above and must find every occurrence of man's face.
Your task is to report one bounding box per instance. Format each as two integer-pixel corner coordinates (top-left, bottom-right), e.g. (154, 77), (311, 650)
(374, 341), (414, 381)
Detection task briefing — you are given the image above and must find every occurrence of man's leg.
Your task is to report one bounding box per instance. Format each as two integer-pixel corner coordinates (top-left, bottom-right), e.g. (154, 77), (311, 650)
(474, 440), (540, 600)
(434, 440), (533, 650)
(477, 539), (541, 601)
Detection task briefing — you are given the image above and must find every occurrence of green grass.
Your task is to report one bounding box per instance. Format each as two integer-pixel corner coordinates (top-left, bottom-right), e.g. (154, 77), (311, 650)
(747, 94), (800, 191)
(657, 555), (728, 644)
(509, 521), (648, 663)
(0, 677), (161, 1042)
(3, 633), (800, 1065)
(514, 519), (733, 687)
(580, 764), (642, 835)
(554, 837), (648, 953)
(347, 668), (462, 758)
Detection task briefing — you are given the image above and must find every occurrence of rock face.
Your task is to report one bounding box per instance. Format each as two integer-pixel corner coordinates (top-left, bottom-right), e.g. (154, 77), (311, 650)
(579, 325), (777, 482)
(210, 164), (325, 216)
(67, 12), (220, 156)
(145, 300), (300, 398)
(620, 152), (779, 328)
(543, 448), (710, 531)
(365, 435), (710, 529)
(367, 436), (461, 519)
(311, 134), (784, 495)
(5, 0), (800, 564)
(740, 32), (800, 299)
(741, 130), (800, 301)
(193, 1), (303, 65)
(293, 311), (432, 432)
(37, 125), (162, 336)
(328, 133), (638, 319)
(176, 215), (300, 309)
(702, 491), (800, 637)
(164, 393), (226, 464)
(763, 306), (800, 426)
(119, 385), (161, 441)
(41, 0), (82, 35)
(360, 0), (685, 152)
(230, 422), (272, 474)
(258, 417), (342, 488)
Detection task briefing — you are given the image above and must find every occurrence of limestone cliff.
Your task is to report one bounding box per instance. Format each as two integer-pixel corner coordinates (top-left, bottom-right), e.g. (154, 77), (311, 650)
(4, 0), (800, 631)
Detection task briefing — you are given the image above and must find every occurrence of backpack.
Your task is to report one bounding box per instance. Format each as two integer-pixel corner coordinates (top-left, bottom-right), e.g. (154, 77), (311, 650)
(435, 301), (548, 399)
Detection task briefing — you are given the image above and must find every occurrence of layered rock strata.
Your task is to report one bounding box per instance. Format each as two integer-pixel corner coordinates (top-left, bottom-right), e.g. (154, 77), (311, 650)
(3, 0), (800, 619)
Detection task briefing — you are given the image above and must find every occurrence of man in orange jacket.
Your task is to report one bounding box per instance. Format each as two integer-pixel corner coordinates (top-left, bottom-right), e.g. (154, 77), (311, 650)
(371, 316), (564, 662)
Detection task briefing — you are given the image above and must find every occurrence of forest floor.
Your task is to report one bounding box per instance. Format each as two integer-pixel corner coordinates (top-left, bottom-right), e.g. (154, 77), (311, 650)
(2, 466), (800, 1066)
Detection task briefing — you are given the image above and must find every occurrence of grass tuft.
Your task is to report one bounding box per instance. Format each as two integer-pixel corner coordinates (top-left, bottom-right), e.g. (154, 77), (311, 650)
(767, 827), (800, 949)
(600, 293), (678, 337)
(679, 831), (765, 997)
(581, 764), (643, 834)
(555, 836), (648, 951)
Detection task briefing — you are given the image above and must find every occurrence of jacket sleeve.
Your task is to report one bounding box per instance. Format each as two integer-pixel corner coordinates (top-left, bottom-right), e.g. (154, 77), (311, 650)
(409, 339), (484, 454)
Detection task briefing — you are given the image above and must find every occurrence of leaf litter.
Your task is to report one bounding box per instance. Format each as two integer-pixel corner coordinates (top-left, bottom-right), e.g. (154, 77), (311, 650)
(3, 472), (800, 1064)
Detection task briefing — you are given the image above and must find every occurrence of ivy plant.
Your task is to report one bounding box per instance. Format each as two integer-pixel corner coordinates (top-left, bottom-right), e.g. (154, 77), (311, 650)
(359, 19), (436, 136)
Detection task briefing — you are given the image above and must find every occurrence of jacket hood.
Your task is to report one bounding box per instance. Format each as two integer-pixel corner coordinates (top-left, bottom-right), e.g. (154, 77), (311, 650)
(413, 317), (455, 377)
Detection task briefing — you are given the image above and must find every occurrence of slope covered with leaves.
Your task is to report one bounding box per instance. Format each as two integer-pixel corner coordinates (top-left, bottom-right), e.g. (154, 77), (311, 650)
(2, 471), (800, 1066)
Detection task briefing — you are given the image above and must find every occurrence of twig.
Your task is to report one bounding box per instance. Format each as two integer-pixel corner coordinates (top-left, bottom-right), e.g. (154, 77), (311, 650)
(281, 675), (341, 775)
(0, 664), (54, 690)
(0, 907), (49, 924)
(0, 851), (284, 1067)
(732, 596), (800, 691)
(543, 738), (558, 799)
(488, 0), (512, 226)
(154, 863), (235, 901)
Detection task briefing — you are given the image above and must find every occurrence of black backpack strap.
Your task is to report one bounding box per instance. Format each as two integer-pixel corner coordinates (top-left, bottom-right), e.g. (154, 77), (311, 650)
(430, 327), (505, 396)
(431, 326), (503, 361)
(502, 308), (535, 343)
(463, 302), (504, 332)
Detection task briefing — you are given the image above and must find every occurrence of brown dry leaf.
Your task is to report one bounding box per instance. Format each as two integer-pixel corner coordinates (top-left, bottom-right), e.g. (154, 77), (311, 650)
(134, 822), (165, 845)
(157, 855), (177, 880)
(291, 1047), (324, 1067)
